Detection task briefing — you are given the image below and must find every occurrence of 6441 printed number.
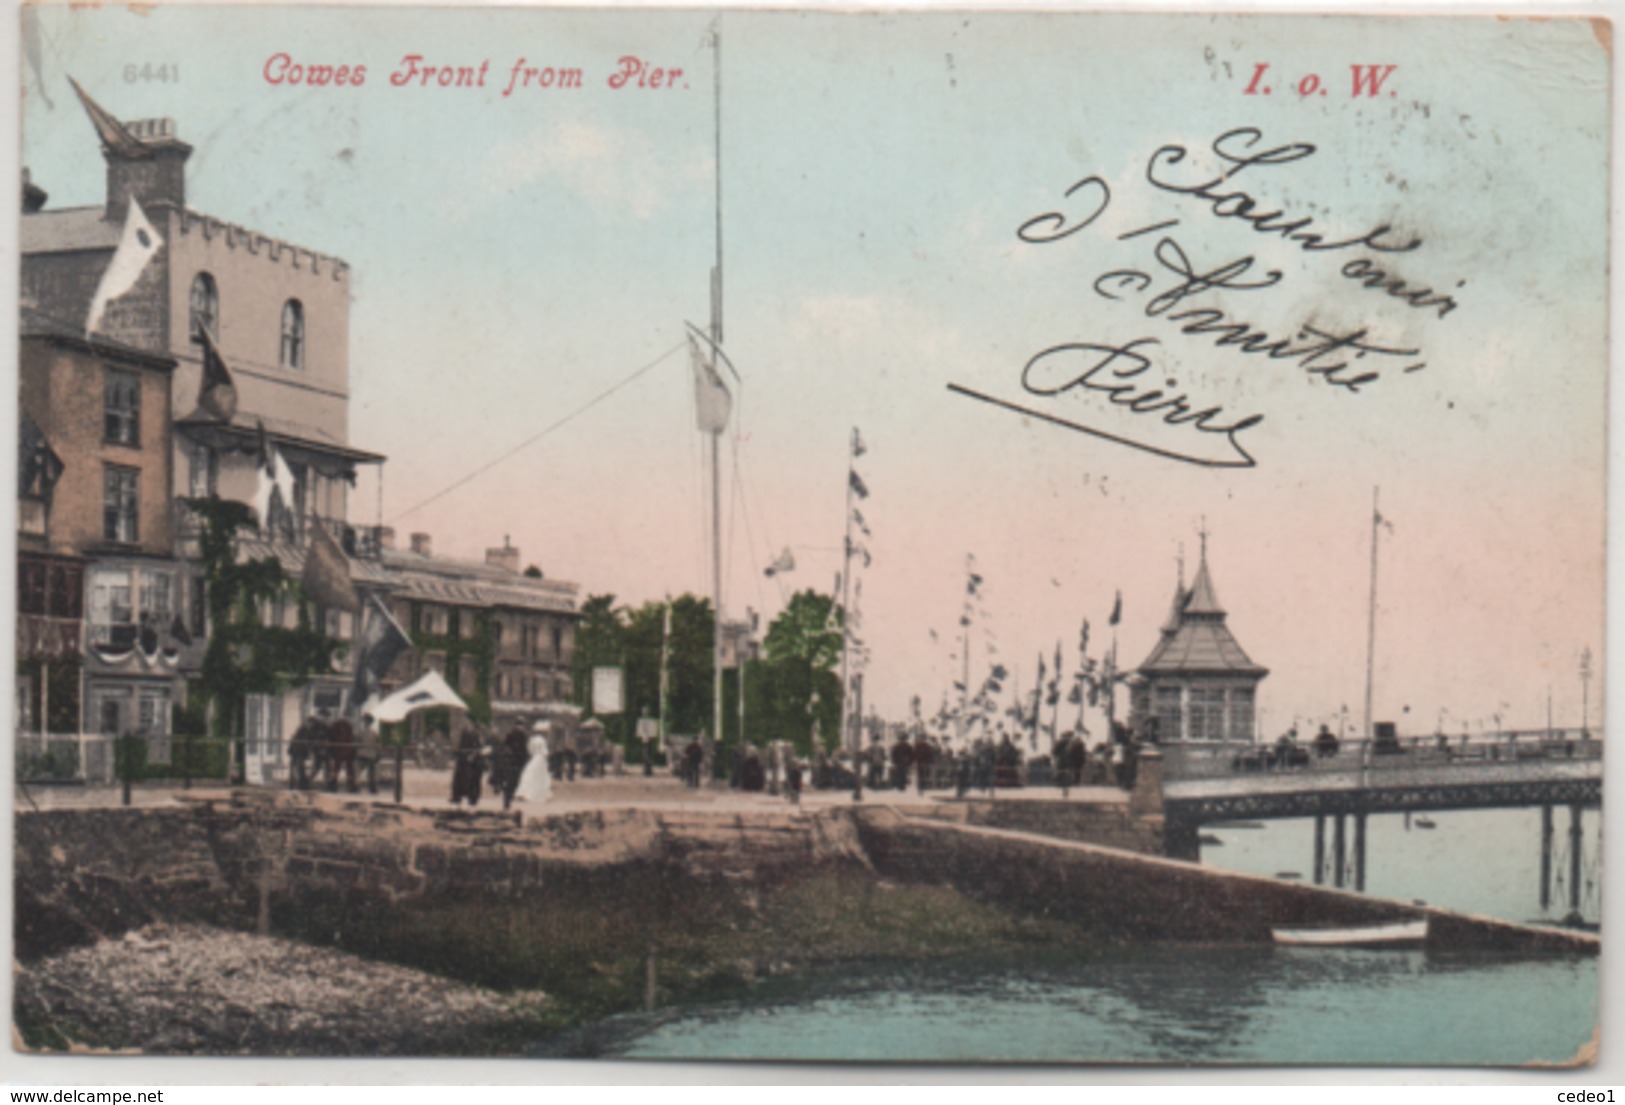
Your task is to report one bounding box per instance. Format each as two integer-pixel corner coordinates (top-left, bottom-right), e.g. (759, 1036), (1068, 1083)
(124, 63), (180, 84)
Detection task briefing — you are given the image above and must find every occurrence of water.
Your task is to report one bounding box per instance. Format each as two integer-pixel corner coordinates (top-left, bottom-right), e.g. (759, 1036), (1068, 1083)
(586, 807), (1600, 1064)
(1198, 807), (1603, 926)
(582, 948), (1596, 1065)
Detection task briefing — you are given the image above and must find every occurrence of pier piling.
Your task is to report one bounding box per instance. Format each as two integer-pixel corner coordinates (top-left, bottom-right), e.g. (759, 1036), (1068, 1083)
(1333, 814), (1346, 889)
(1353, 812), (1367, 892)
(1568, 804), (1583, 918)
(1540, 804), (1553, 911)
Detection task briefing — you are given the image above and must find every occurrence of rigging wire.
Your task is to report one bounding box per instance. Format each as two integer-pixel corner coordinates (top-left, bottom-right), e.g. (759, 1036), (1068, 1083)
(727, 386), (778, 622)
(390, 340), (686, 525)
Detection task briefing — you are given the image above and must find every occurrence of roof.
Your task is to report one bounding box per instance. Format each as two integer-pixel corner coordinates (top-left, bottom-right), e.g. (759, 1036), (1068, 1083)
(226, 533), (579, 614)
(1139, 620), (1267, 675)
(175, 413), (386, 465)
(235, 535), (396, 587)
(380, 549), (579, 615)
(20, 206), (121, 254)
(20, 307), (177, 371)
(1182, 560), (1224, 616)
(1138, 555), (1267, 677)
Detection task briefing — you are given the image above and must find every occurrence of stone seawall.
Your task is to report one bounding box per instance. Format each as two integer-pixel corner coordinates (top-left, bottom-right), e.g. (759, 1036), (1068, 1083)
(14, 805), (236, 958)
(13, 791), (874, 959)
(13, 792), (1594, 963)
(850, 806), (1599, 954)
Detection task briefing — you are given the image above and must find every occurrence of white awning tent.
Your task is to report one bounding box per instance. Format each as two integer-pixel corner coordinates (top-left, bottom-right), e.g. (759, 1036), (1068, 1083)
(362, 669), (468, 723)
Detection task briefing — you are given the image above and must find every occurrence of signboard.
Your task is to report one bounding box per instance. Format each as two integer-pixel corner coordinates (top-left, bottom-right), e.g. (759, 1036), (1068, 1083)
(635, 717), (659, 742)
(592, 666), (625, 715)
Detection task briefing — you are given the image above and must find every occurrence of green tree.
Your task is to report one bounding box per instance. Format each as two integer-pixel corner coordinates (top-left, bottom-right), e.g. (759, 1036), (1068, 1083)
(757, 590), (844, 753)
(763, 590), (843, 670)
(621, 595), (714, 737)
(185, 498), (341, 775)
(568, 592), (717, 755)
(570, 594), (625, 706)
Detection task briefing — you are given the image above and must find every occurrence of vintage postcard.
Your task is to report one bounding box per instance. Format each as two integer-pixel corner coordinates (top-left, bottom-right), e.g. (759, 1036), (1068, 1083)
(9, 2), (1608, 1070)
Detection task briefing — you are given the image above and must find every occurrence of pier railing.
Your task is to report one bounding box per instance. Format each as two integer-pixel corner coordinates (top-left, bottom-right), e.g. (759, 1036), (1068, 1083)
(1159, 730), (1601, 782)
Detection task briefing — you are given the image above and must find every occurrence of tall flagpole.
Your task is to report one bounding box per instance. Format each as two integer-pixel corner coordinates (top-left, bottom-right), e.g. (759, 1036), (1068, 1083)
(960, 564), (972, 745)
(839, 433), (856, 756)
(1363, 486), (1380, 741)
(710, 23), (725, 761)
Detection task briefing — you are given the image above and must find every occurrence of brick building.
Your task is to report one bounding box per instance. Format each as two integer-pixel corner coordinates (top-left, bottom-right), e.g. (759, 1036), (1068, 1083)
(17, 308), (185, 776)
(18, 85), (582, 780)
(20, 90), (384, 771)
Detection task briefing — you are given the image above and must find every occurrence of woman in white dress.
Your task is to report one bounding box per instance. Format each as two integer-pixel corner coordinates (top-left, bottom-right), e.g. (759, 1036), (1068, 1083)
(514, 723), (553, 803)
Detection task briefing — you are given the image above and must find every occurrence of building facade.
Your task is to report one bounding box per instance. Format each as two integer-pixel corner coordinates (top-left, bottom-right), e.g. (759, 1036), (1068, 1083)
(19, 88), (583, 780)
(20, 92), (383, 774)
(378, 533), (580, 743)
(17, 309), (185, 777)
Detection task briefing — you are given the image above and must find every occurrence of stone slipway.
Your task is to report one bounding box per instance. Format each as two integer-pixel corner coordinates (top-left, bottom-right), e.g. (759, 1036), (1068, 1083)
(852, 804), (1599, 955)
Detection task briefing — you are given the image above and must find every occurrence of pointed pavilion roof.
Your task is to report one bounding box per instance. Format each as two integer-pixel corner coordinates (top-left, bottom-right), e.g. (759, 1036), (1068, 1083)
(1138, 554), (1267, 677)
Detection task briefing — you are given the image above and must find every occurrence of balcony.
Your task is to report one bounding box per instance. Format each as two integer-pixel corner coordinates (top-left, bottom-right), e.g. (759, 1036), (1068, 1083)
(175, 502), (389, 562)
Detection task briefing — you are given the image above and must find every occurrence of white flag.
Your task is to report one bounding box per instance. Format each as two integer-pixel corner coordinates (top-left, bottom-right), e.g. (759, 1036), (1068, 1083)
(86, 198), (162, 336)
(688, 332), (732, 435)
(252, 424), (299, 532)
(764, 547), (796, 577)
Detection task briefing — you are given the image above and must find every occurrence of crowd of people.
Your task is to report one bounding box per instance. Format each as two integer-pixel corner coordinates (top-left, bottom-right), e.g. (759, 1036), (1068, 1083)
(702, 726), (1141, 800)
(285, 706), (1140, 808)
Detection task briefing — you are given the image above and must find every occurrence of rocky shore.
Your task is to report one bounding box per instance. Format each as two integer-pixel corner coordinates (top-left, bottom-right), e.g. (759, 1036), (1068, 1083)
(14, 923), (554, 1056)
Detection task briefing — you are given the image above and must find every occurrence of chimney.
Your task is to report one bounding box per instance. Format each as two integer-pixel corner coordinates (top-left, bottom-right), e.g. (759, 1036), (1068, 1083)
(485, 543), (520, 573)
(21, 168), (47, 214)
(410, 532), (432, 557)
(376, 526), (396, 551)
(105, 118), (192, 223)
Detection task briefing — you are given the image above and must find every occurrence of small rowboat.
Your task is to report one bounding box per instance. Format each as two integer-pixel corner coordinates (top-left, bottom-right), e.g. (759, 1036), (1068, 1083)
(1271, 919), (1428, 948)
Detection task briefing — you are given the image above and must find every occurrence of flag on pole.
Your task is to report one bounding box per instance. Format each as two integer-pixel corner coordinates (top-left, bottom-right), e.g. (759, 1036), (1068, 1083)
(852, 427), (867, 458)
(763, 547), (796, 577)
(19, 409), (65, 505)
(252, 422), (298, 534)
(302, 520), (359, 613)
(1109, 590), (1122, 626)
(86, 198), (162, 336)
(350, 593), (413, 710)
(365, 669), (468, 724)
(195, 326), (239, 423)
(688, 329), (732, 434)
(69, 77), (151, 160)
(849, 470), (870, 499)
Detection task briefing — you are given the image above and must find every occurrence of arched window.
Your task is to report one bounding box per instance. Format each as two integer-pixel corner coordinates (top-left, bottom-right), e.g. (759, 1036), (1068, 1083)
(280, 299), (305, 370)
(189, 272), (218, 342)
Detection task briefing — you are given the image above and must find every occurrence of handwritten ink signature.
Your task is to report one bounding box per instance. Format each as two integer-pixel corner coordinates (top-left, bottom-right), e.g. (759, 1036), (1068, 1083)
(950, 338), (1262, 469)
(954, 126), (1446, 469)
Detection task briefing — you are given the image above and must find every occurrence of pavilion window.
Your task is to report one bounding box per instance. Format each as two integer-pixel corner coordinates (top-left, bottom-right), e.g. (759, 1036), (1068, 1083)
(1154, 685), (1183, 741)
(1189, 686), (1226, 741)
(1229, 687), (1256, 741)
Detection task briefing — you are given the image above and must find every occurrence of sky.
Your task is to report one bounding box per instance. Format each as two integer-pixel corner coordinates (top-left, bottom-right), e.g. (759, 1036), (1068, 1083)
(14, 4), (1610, 736)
